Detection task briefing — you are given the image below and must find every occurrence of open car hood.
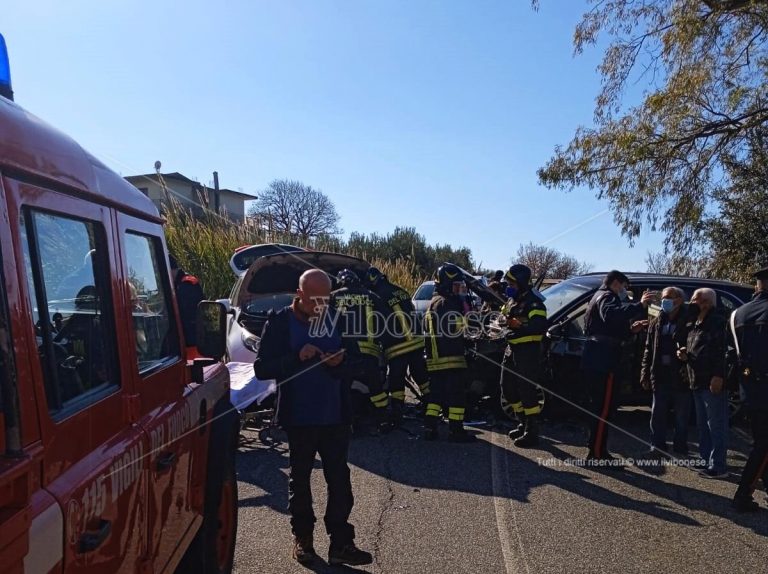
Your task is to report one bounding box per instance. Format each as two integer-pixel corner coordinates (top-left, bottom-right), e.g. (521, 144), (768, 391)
(229, 243), (306, 278)
(237, 251), (370, 307)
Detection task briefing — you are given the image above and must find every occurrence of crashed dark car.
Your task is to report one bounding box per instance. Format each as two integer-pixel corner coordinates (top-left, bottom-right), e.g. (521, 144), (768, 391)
(454, 270), (754, 421)
(541, 273), (753, 418)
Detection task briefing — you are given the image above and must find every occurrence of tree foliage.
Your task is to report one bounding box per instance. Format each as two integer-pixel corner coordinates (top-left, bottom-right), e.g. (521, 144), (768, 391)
(515, 242), (593, 280)
(344, 227), (475, 277)
(249, 179), (342, 242)
(704, 132), (768, 280)
(538, 0), (768, 253)
(165, 193), (474, 297)
(644, 250), (709, 277)
(646, 132), (768, 281)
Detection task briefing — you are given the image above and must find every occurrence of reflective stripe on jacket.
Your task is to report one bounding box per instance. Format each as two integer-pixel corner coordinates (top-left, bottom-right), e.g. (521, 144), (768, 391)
(425, 294), (467, 372)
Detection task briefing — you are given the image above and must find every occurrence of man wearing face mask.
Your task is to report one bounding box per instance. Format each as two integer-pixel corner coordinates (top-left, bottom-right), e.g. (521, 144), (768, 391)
(640, 287), (691, 461)
(582, 270), (654, 466)
(677, 288), (728, 478)
(499, 264), (548, 447)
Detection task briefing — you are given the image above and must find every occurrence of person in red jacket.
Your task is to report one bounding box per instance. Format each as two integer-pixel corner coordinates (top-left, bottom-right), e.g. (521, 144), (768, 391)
(169, 254), (205, 356)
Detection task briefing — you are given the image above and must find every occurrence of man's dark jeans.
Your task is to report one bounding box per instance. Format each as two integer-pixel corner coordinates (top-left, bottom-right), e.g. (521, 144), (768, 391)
(693, 388), (728, 473)
(650, 379), (691, 452)
(286, 424), (355, 547)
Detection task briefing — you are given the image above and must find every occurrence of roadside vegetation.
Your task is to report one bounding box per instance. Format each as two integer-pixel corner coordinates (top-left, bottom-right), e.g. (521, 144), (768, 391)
(163, 177), (593, 298)
(164, 196), (456, 298)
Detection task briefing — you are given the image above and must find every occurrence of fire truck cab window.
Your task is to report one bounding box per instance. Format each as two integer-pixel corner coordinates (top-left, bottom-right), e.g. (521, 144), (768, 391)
(124, 232), (179, 373)
(21, 210), (119, 417)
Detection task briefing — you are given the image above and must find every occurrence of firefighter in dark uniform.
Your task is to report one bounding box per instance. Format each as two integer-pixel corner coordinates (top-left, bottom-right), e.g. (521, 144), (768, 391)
(169, 254), (206, 356)
(423, 264), (475, 442)
(330, 269), (392, 434)
(730, 265), (768, 513)
(365, 267), (430, 425)
(499, 264), (548, 447)
(582, 270), (653, 465)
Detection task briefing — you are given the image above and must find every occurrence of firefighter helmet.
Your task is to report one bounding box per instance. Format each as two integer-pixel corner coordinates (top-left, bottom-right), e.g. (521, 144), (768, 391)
(365, 266), (385, 287)
(337, 268), (360, 288)
(505, 264), (532, 290)
(435, 263), (465, 296)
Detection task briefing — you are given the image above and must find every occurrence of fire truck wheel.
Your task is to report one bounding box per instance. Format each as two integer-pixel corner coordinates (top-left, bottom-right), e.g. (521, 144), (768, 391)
(178, 406), (239, 574)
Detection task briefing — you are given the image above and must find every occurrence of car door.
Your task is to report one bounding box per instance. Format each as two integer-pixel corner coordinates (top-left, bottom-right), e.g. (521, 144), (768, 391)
(115, 212), (199, 573)
(545, 302), (590, 410)
(11, 180), (147, 572)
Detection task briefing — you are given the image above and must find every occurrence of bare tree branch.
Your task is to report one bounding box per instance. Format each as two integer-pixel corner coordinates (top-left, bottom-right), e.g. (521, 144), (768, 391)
(248, 179), (341, 242)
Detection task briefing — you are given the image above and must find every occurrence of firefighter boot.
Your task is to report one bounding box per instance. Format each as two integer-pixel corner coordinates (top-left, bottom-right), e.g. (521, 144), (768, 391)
(389, 400), (404, 428)
(448, 421), (477, 443)
(513, 416), (539, 448)
(423, 416), (439, 441)
(377, 412), (394, 434)
(508, 414), (526, 440)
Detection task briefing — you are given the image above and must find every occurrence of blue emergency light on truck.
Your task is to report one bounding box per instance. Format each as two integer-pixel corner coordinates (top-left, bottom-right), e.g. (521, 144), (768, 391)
(0, 33), (13, 101)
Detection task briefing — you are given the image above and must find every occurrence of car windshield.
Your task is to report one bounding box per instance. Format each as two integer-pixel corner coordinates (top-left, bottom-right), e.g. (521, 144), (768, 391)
(242, 293), (296, 315)
(540, 279), (592, 317)
(413, 283), (435, 300)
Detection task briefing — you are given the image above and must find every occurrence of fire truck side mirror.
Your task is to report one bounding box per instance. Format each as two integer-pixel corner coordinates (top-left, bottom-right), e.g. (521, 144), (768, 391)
(196, 301), (227, 361)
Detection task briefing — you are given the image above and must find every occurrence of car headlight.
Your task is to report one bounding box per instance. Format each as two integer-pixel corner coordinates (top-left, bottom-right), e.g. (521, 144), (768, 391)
(241, 330), (260, 353)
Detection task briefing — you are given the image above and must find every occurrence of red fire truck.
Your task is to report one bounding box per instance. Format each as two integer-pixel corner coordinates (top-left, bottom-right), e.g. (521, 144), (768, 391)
(0, 34), (238, 573)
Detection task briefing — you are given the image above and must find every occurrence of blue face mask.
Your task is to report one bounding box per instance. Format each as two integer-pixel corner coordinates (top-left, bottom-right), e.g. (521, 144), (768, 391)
(617, 287), (629, 302)
(660, 298), (675, 314)
(505, 286), (518, 299)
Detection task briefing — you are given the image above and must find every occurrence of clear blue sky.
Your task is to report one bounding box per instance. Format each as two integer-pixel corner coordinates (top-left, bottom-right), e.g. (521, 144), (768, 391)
(4, 0), (664, 272)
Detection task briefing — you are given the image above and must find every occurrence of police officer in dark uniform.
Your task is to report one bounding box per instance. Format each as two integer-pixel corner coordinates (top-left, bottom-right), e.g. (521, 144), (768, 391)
(581, 270), (654, 465)
(330, 269), (392, 434)
(730, 264), (768, 512)
(365, 267), (430, 425)
(169, 254), (206, 354)
(423, 264), (475, 442)
(500, 264), (548, 447)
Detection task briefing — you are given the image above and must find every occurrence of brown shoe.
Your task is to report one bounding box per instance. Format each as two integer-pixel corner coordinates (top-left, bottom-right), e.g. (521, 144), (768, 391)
(292, 535), (317, 565)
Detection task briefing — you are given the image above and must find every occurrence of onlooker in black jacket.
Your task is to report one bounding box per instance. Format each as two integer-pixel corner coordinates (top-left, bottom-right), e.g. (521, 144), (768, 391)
(730, 265), (768, 512)
(254, 269), (372, 567)
(640, 287), (691, 456)
(677, 288), (728, 478)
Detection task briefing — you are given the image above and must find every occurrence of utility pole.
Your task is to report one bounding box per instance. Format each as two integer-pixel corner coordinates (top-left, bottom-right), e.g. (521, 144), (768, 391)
(213, 171), (220, 212)
(155, 160), (169, 200)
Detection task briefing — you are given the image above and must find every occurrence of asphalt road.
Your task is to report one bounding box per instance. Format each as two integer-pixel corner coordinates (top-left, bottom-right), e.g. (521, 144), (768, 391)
(233, 409), (767, 574)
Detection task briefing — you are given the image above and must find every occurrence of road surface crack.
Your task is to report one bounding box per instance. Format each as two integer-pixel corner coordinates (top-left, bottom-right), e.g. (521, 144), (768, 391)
(372, 443), (395, 574)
